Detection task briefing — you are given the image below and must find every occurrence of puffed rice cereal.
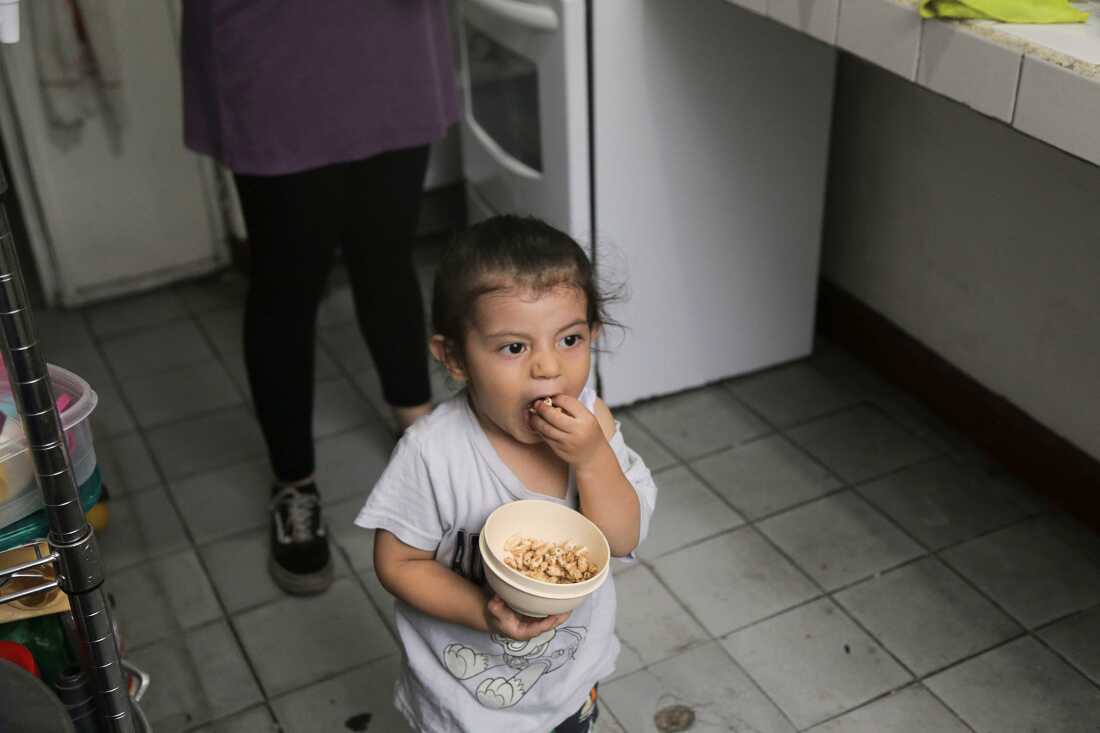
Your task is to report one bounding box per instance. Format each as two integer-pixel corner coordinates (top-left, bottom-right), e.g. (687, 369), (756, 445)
(502, 535), (599, 584)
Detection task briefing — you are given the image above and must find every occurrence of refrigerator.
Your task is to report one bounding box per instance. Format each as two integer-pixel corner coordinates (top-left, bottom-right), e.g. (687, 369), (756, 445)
(458, 0), (837, 406)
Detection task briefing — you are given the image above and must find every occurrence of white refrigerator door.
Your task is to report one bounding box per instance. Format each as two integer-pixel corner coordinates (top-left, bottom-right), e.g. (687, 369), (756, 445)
(594, 0), (837, 406)
(0, 0), (226, 306)
(458, 0), (590, 240)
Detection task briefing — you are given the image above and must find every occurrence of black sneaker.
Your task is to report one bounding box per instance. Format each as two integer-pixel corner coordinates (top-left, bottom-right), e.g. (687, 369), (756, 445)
(268, 484), (333, 595)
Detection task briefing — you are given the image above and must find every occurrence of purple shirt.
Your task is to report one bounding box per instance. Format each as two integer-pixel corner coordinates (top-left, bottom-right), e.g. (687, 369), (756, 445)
(181, 0), (460, 176)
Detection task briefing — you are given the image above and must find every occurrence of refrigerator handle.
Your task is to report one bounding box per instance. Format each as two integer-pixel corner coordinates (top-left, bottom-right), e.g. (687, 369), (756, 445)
(467, 0), (559, 31)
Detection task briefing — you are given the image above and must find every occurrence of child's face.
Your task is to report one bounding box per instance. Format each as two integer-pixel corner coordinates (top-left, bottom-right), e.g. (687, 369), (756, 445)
(447, 285), (594, 445)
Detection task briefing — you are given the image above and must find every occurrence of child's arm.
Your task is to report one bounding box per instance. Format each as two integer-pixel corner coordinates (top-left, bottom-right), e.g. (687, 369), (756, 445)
(373, 529), (569, 640)
(530, 396), (641, 556)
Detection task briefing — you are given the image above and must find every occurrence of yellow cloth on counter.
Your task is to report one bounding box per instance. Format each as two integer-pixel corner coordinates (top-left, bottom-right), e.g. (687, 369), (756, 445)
(919, 0), (1089, 23)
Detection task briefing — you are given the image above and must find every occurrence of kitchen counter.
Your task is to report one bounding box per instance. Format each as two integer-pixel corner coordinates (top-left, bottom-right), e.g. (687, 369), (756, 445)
(732, 0), (1100, 166)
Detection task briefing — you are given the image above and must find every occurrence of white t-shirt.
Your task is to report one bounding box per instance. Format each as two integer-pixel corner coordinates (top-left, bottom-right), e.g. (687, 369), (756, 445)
(355, 386), (657, 733)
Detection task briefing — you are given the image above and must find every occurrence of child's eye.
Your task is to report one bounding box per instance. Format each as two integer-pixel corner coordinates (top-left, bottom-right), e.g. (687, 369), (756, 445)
(560, 334), (583, 348)
(499, 343), (526, 356)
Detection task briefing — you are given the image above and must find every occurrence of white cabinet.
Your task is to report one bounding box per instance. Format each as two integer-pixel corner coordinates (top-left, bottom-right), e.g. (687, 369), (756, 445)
(593, 1), (836, 406)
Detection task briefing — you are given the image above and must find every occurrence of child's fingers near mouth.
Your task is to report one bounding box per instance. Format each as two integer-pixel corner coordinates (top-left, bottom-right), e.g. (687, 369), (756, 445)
(530, 412), (569, 441)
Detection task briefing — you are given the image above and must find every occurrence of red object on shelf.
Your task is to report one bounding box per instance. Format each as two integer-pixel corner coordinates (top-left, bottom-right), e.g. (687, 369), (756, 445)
(0, 640), (40, 677)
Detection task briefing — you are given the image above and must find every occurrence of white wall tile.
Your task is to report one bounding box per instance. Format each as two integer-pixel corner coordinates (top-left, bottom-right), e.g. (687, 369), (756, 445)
(1014, 57), (1100, 166)
(918, 21), (1022, 123)
(768, 0), (841, 45)
(837, 0), (923, 80)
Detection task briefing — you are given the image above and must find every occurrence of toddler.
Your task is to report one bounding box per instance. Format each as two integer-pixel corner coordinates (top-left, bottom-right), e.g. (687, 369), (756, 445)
(357, 215), (658, 733)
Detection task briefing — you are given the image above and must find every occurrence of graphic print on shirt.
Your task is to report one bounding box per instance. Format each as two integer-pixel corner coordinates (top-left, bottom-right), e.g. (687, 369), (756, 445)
(442, 626), (587, 709)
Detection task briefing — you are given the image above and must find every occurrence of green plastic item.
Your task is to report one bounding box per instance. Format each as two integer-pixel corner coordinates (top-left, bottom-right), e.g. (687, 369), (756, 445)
(0, 466), (102, 554)
(919, 0), (1089, 23)
(0, 612), (77, 687)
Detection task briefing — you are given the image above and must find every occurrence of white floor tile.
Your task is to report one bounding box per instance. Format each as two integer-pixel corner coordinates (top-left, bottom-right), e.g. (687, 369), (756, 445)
(121, 360), (242, 429)
(35, 309), (95, 353)
(108, 549), (222, 650)
(653, 529), (818, 636)
(319, 322), (375, 373)
(601, 643), (796, 733)
(176, 273), (247, 316)
(201, 528), (351, 615)
(313, 377), (370, 438)
(692, 435), (840, 519)
(926, 637), (1100, 733)
(88, 380), (138, 437)
(787, 406), (939, 484)
(617, 412), (678, 472)
(98, 486), (190, 572)
(271, 654), (412, 733)
(96, 432), (160, 496)
(835, 557), (1021, 676)
(233, 578), (396, 697)
(170, 460), (271, 545)
(330, 496), (376, 573)
(1038, 604), (1100, 686)
(723, 599), (912, 729)
(807, 684), (971, 733)
(88, 289), (187, 338)
(858, 458), (1033, 549)
(129, 620), (263, 732)
(146, 407), (266, 481)
(727, 362), (859, 428)
(314, 425), (397, 506)
(317, 285), (358, 327)
(757, 491), (924, 590)
(611, 565), (709, 679)
(941, 518), (1100, 628)
(189, 705), (278, 733)
(630, 387), (770, 461)
(637, 466), (744, 560)
(103, 319), (215, 379)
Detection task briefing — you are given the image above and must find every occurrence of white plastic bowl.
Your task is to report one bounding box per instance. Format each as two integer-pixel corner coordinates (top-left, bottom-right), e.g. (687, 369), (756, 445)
(479, 500), (610, 618)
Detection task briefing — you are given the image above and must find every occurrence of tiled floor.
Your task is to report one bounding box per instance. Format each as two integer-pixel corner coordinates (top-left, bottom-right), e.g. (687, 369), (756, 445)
(27, 252), (1100, 732)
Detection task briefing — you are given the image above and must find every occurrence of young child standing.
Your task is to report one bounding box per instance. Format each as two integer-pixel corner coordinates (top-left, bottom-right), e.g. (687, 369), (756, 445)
(356, 215), (658, 733)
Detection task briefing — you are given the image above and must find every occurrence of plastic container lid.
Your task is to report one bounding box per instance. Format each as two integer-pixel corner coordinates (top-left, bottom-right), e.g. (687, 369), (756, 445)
(0, 364), (98, 465)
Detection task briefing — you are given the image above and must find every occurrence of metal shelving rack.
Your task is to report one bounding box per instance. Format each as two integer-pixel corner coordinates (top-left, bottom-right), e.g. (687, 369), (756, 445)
(0, 158), (139, 731)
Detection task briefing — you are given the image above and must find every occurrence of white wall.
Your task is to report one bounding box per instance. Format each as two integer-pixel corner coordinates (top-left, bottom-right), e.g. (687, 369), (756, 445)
(823, 57), (1100, 461)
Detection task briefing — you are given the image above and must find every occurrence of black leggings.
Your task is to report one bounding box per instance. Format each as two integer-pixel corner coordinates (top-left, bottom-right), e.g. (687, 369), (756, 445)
(234, 145), (432, 483)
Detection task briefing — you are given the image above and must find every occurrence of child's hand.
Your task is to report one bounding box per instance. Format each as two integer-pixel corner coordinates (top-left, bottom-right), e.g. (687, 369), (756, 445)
(484, 596), (569, 641)
(529, 394), (609, 468)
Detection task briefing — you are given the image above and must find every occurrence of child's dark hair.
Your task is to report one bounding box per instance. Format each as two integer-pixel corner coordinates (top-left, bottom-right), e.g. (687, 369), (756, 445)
(432, 215), (622, 363)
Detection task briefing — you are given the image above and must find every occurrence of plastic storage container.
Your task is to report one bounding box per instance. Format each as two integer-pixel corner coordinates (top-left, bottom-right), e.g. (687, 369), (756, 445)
(0, 364), (97, 530)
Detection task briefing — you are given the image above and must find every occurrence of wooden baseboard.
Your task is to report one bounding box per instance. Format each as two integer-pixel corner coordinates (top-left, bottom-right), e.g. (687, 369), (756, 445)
(817, 281), (1100, 531)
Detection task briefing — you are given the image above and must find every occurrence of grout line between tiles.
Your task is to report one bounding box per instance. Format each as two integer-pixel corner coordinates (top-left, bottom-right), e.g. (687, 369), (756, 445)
(806, 678), (981, 733)
(621, 346), (1100, 726)
(76, 295), (1100, 728)
(629, 551), (804, 732)
(91, 310), (194, 343)
(179, 702), (277, 733)
(85, 306), (278, 710)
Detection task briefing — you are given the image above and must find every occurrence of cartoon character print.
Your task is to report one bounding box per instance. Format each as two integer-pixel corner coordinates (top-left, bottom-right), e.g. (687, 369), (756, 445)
(443, 626), (587, 709)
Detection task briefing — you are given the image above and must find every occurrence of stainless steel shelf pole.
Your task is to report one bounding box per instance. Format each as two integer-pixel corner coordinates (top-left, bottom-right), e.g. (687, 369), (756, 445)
(0, 163), (136, 732)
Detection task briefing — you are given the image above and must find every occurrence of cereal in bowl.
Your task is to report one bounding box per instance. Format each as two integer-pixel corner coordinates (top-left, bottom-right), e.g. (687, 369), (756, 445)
(502, 535), (600, 583)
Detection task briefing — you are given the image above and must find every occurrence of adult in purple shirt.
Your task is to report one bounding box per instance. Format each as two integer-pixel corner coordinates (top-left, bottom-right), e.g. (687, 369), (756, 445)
(181, 0), (459, 595)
